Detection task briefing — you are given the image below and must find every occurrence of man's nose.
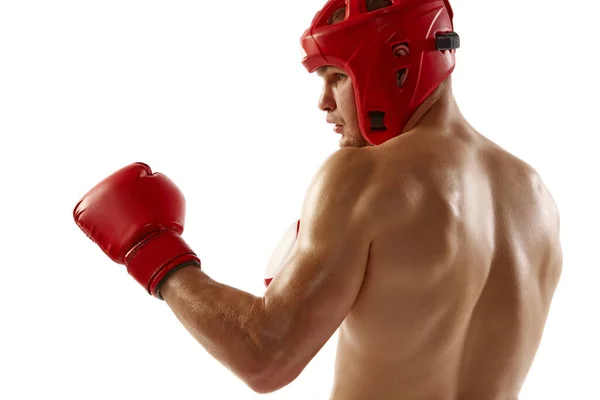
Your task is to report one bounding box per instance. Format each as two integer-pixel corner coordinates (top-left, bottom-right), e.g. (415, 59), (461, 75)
(318, 86), (336, 112)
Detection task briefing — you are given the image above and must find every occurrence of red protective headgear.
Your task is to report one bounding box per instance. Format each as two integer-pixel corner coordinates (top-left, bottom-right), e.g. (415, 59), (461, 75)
(301, 0), (460, 145)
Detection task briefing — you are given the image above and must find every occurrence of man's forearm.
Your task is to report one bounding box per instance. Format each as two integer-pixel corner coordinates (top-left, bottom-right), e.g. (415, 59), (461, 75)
(160, 265), (275, 389)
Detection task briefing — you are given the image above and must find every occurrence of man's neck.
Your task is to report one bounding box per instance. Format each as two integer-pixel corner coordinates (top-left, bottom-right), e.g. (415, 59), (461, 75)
(402, 80), (463, 134)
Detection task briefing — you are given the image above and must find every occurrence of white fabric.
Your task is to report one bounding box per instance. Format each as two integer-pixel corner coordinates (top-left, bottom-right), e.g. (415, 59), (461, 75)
(264, 220), (299, 286)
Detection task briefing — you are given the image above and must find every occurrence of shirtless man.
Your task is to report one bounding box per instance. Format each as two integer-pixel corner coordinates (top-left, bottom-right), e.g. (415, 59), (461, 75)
(73, 0), (563, 398)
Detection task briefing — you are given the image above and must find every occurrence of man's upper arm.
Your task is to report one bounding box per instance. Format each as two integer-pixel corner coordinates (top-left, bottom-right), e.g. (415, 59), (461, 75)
(259, 148), (375, 390)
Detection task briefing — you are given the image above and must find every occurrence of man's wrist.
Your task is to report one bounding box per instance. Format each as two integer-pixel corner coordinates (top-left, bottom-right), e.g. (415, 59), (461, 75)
(155, 260), (202, 300)
(158, 262), (205, 300)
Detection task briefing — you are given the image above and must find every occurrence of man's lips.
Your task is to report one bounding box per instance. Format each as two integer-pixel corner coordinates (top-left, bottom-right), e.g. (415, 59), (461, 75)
(327, 118), (344, 133)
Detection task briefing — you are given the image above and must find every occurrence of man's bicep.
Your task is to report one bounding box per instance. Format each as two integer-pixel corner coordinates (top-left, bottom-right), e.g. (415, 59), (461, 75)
(265, 149), (373, 326)
(265, 218), (370, 319)
(261, 221), (369, 385)
(260, 150), (373, 385)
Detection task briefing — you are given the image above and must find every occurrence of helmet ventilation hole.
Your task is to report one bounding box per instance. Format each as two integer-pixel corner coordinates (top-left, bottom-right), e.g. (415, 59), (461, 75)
(392, 42), (410, 57)
(396, 68), (409, 88)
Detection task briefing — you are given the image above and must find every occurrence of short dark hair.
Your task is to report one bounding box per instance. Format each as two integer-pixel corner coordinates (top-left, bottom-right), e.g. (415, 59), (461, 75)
(328, 0), (393, 24)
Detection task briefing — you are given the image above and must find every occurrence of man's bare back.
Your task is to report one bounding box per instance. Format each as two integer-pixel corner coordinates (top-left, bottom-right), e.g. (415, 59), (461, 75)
(330, 123), (563, 399)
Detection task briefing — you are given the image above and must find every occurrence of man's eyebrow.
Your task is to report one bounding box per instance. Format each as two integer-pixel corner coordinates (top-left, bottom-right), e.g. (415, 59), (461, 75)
(316, 66), (331, 77)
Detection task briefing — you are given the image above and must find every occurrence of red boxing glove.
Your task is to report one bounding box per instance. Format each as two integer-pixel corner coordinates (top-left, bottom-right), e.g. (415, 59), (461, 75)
(73, 162), (201, 299)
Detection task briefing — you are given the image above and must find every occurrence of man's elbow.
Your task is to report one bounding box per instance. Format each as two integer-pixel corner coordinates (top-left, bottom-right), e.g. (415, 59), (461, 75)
(243, 356), (303, 394)
(246, 377), (284, 395)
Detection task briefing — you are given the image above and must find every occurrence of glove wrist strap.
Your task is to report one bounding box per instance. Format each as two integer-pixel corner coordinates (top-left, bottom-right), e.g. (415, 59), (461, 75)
(125, 229), (201, 299)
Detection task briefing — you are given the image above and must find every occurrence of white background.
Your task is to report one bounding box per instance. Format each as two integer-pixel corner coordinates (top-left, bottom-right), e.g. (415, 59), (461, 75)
(1, 0), (598, 398)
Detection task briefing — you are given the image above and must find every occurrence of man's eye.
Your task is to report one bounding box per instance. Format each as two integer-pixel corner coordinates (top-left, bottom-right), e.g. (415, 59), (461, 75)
(337, 73), (348, 81)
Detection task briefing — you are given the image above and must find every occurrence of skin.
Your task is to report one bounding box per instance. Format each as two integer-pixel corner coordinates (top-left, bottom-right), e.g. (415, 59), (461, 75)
(160, 69), (563, 399)
(316, 66), (369, 148)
